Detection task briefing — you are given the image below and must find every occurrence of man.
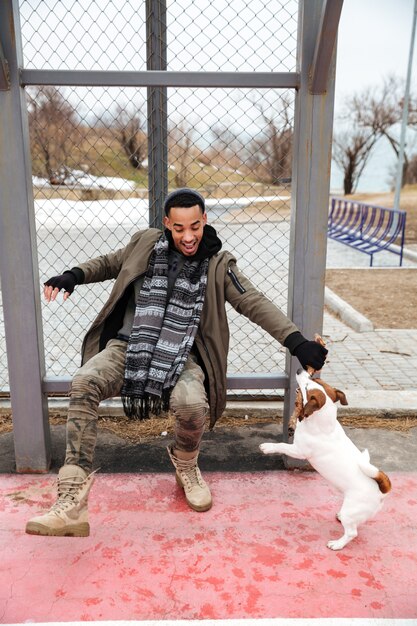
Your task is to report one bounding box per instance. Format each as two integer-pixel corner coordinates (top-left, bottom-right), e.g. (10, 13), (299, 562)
(26, 188), (327, 536)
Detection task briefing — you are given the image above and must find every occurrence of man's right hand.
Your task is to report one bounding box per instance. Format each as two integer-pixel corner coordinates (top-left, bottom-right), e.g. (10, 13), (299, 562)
(43, 271), (77, 302)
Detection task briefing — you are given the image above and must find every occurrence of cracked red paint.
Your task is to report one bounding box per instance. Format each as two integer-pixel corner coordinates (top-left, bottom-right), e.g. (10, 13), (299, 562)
(0, 471), (416, 621)
(327, 569), (347, 578)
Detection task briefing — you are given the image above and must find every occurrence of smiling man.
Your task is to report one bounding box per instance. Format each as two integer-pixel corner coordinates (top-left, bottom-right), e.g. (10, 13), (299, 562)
(26, 187), (327, 537)
(164, 198), (207, 257)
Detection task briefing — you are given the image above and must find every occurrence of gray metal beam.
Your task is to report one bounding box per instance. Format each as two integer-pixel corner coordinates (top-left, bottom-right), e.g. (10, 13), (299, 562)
(43, 373), (289, 394)
(0, 0), (50, 472)
(20, 69), (300, 90)
(284, 0), (337, 438)
(0, 38), (10, 90)
(146, 0), (168, 229)
(310, 0), (344, 94)
(227, 373), (288, 389)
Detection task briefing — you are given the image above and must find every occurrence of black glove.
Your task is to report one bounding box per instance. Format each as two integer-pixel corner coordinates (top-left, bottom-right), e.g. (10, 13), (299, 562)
(284, 331), (328, 371)
(293, 340), (328, 370)
(44, 269), (82, 295)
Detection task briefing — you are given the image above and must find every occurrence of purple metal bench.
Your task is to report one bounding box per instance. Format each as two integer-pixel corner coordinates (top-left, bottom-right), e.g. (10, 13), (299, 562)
(328, 197), (407, 266)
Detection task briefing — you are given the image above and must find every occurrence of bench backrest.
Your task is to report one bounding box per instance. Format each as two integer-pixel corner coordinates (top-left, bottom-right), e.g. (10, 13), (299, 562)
(329, 197), (406, 246)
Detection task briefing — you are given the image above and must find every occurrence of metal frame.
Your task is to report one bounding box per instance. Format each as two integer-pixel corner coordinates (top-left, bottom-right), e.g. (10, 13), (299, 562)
(284, 0), (338, 439)
(0, 0), (50, 471)
(0, 0), (342, 470)
(310, 0), (344, 94)
(146, 0), (168, 229)
(0, 38), (10, 90)
(20, 70), (301, 89)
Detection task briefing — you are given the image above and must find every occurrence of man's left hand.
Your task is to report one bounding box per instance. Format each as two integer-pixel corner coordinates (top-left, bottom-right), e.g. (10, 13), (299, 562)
(293, 340), (328, 371)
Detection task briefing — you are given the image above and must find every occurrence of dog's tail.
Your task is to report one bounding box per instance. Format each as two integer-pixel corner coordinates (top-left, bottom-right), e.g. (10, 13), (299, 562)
(358, 449), (392, 494)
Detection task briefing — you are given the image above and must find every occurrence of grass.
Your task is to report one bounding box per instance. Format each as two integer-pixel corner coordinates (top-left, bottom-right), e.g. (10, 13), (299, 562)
(1, 410), (417, 443)
(346, 184), (417, 244)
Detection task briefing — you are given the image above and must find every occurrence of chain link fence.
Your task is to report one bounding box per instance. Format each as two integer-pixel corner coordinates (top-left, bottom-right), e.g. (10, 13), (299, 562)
(0, 0), (298, 393)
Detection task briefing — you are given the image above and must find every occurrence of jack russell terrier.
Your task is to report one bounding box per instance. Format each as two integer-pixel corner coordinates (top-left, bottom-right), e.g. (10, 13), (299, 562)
(260, 367), (392, 550)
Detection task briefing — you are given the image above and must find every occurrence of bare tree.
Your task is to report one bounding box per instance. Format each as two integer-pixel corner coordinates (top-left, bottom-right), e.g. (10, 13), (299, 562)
(356, 77), (411, 183)
(334, 77), (417, 194)
(247, 97), (293, 185)
(404, 152), (417, 185)
(169, 121), (195, 188)
(333, 130), (378, 195)
(210, 124), (245, 171)
(28, 87), (80, 184)
(114, 104), (147, 170)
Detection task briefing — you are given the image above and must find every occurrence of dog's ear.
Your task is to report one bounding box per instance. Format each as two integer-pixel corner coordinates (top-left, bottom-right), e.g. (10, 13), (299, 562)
(315, 379), (348, 405)
(335, 389), (348, 405)
(303, 389), (326, 417)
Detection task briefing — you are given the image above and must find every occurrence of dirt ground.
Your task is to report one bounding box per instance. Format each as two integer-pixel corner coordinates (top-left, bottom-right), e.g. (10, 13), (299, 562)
(325, 187), (417, 328)
(1, 410), (417, 442)
(325, 268), (417, 329)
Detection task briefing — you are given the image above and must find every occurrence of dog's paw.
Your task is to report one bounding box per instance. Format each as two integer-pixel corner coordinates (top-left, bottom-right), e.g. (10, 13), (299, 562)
(259, 443), (281, 455)
(327, 538), (346, 551)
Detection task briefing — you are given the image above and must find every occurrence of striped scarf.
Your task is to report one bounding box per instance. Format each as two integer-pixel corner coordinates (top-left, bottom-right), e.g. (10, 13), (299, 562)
(121, 233), (209, 419)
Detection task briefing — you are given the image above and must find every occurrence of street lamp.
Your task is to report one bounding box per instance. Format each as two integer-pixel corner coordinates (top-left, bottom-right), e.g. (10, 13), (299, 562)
(393, 0), (417, 211)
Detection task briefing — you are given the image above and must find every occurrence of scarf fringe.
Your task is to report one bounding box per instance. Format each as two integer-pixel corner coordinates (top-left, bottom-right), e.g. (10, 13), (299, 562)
(122, 390), (171, 421)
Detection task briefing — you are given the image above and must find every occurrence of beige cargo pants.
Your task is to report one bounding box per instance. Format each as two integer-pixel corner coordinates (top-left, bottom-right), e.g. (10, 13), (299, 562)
(65, 339), (209, 472)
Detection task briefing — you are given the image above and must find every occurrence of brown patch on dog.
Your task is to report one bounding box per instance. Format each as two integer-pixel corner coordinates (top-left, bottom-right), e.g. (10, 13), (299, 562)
(314, 379), (348, 405)
(375, 470), (392, 494)
(288, 388), (304, 437)
(292, 388), (304, 422)
(303, 388), (327, 417)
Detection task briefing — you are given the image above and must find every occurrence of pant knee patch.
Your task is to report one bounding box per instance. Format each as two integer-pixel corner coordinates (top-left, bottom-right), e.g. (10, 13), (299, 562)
(173, 403), (207, 452)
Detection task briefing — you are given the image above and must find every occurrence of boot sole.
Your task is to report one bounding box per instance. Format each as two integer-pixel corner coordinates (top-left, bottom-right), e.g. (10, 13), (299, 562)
(25, 521), (90, 537)
(175, 473), (212, 512)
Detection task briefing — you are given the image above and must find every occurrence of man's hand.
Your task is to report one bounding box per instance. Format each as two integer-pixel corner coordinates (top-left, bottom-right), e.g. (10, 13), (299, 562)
(43, 271), (77, 302)
(293, 339), (328, 371)
(284, 331), (328, 372)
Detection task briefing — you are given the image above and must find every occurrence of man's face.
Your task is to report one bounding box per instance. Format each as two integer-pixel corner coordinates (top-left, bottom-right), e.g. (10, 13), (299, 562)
(163, 204), (207, 256)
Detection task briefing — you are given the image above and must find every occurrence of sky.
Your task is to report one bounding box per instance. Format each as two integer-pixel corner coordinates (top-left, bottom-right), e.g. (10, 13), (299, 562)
(332, 0), (417, 191)
(335, 0), (415, 105)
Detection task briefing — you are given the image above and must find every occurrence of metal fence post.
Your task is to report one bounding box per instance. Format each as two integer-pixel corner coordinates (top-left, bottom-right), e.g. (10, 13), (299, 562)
(0, 0), (50, 471)
(146, 0), (168, 229)
(284, 0), (338, 439)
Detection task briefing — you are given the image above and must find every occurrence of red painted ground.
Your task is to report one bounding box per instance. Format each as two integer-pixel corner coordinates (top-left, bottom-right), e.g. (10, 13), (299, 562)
(1, 471), (417, 622)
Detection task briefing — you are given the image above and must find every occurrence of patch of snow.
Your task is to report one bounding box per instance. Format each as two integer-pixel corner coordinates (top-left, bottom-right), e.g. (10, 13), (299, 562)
(35, 197), (149, 230)
(33, 170), (137, 192)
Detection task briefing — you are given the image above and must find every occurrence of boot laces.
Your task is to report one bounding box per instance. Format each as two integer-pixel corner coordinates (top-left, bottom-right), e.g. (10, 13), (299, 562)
(51, 472), (92, 511)
(176, 459), (205, 489)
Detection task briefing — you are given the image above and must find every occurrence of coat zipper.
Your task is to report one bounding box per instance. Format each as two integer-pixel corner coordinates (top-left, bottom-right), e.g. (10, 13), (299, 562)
(227, 267), (246, 294)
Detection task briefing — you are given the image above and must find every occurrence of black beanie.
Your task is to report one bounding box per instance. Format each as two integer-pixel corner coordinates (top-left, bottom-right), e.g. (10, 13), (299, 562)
(163, 188), (205, 215)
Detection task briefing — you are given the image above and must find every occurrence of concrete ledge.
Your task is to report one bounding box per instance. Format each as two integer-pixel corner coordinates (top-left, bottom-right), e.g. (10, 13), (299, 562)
(325, 286), (374, 332)
(395, 243), (417, 263)
(404, 248), (417, 262)
(2, 391), (416, 420)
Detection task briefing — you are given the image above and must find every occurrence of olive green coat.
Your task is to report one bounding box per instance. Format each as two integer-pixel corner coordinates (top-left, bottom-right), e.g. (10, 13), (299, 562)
(76, 229), (298, 427)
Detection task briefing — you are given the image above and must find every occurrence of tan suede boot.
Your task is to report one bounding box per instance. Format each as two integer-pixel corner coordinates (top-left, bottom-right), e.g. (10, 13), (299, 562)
(167, 446), (212, 512)
(25, 464), (95, 537)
